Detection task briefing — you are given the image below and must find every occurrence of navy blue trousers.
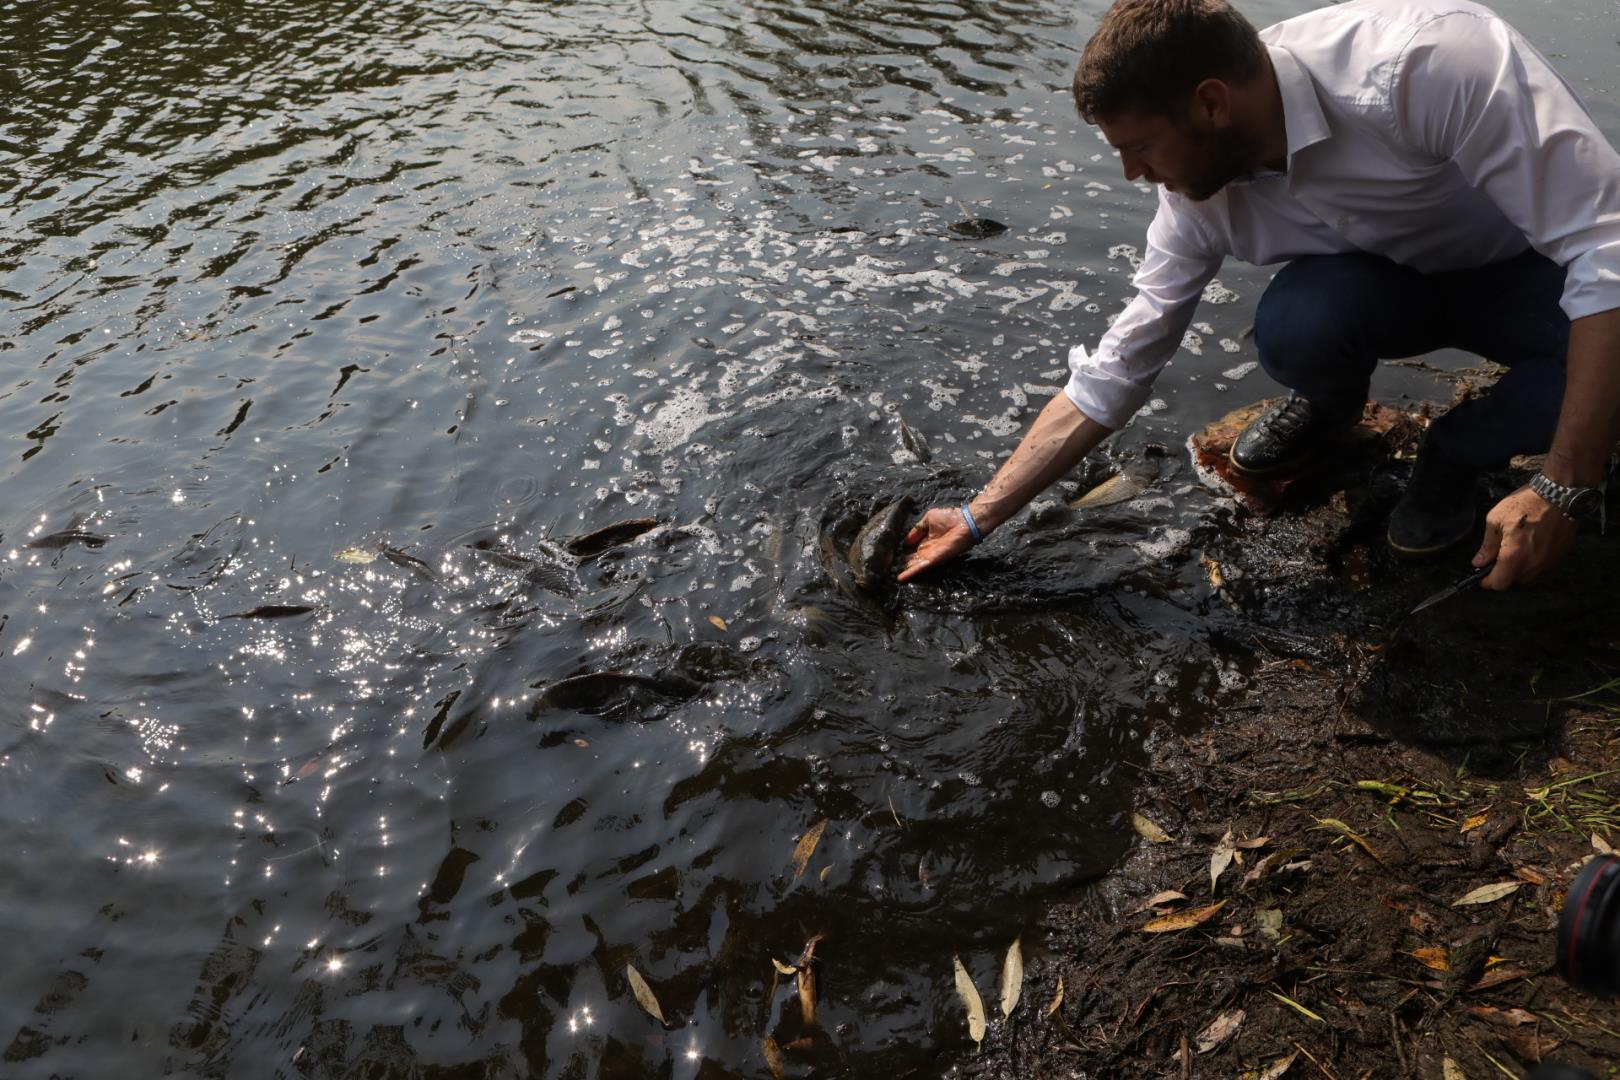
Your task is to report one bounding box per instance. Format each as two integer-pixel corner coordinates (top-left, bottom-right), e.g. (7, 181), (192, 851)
(1253, 248), (1570, 470)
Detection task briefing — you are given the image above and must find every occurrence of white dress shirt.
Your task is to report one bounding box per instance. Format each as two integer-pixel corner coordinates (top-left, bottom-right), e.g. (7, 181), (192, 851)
(1064, 0), (1620, 431)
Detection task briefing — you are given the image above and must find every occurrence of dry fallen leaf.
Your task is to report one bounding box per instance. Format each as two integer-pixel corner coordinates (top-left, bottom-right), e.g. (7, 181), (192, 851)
(626, 964), (668, 1026)
(1593, 832), (1614, 855)
(1460, 810), (1491, 833)
(1131, 812), (1172, 844)
(819, 864), (832, 883)
(1255, 908), (1283, 941)
(1469, 964), (1533, 991)
(1453, 881), (1521, 906)
(334, 546), (378, 564)
(762, 1036), (786, 1080)
(1514, 865), (1547, 885)
(1142, 900), (1225, 933)
(954, 956), (987, 1049)
(1236, 836), (1270, 850)
(797, 963), (817, 1025)
(1046, 975), (1064, 1018)
(1466, 1004), (1538, 1026)
(771, 957), (798, 976)
(1194, 1008), (1244, 1053)
(1210, 829), (1236, 892)
(1238, 1051), (1298, 1080)
(708, 615), (728, 631)
(1314, 817), (1385, 864)
(573, 737), (590, 748)
(1000, 937), (1023, 1019)
(791, 819), (828, 879)
(1132, 890), (1188, 914)
(1410, 946), (1450, 972)
(1442, 1056), (1468, 1080)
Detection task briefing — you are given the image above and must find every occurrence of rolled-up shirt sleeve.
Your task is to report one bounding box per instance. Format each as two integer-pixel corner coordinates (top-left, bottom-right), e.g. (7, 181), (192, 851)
(1064, 190), (1223, 429)
(1394, 10), (1620, 320)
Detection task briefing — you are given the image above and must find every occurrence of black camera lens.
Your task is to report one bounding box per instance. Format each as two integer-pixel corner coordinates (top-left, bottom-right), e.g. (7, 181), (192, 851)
(1557, 853), (1620, 997)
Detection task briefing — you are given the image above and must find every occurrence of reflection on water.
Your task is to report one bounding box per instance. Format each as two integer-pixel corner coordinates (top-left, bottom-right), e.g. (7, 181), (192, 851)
(0, 0), (1614, 1075)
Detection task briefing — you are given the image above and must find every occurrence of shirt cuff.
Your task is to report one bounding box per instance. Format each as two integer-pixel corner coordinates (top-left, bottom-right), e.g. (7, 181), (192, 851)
(1062, 345), (1154, 431)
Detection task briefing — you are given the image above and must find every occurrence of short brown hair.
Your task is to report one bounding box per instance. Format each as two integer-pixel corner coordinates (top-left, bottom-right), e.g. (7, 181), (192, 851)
(1073, 0), (1267, 122)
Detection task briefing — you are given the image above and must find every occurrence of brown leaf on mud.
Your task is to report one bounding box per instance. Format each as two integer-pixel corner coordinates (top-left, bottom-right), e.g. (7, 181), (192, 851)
(1238, 1051), (1298, 1080)
(1514, 865), (1547, 885)
(1460, 810), (1491, 833)
(797, 963), (817, 1026)
(1442, 1057), (1468, 1080)
(1132, 890), (1188, 914)
(1468, 964), (1533, 992)
(1409, 946), (1450, 971)
(1453, 881), (1521, 906)
(1236, 836), (1270, 849)
(1242, 849), (1301, 887)
(1194, 1008), (1244, 1053)
(1000, 937), (1023, 1019)
(1466, 1004), (1538, 1026)
(762, 1036), (786, 1080)
(953, 956), (987, 1049)
(791, 819), (828, 879)
(1313, 817), (1385, 864)
(1505, 1028), (1563, 1062)
(708, 615), (728, 631)
(1593, 832), (1614, 855)
(1045, 976), (1064, 1018)
(819, 864), (833, 883)
(1131, 812), (1172, 844)
(626, 964), (668, 1026)
(1210, 829), (1236, 893)
(1142, 900), (1225, 933)
(771, 957), (798, 976)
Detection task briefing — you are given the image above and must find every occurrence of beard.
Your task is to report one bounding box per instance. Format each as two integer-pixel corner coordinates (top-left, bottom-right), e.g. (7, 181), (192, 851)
(1175, 125), (1261, 202)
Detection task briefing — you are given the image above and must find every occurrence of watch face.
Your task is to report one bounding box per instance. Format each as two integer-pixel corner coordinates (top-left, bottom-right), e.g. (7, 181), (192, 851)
(1569, 487), (1604, 520)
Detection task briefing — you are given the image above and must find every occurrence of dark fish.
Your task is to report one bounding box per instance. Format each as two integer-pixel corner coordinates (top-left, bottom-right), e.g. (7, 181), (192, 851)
(947, 218), (1008, 240)
(896, 414), (931, 463)
(28, 530), (109, 550)
(848, 496), (914, 592)
(566, 517), (661, 558)
(383, 547), (439, 583)
(225, 604), (316, 619)
(468, 545), (578, 598)
(533, 670), (695, 714)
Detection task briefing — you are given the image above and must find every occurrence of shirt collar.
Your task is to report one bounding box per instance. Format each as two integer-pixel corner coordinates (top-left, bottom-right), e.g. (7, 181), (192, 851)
(1268, 43), (1332, 164)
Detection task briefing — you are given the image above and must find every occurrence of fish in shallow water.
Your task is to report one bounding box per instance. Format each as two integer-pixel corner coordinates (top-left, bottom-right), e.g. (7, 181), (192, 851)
(566, 517), (661, 558)
(848, 496), (914, 592)
(1070, 461), (1160, 510)
(895, 413), (930, 463)
(27, 529), (109, 550)
(947, 217), (1008, 240)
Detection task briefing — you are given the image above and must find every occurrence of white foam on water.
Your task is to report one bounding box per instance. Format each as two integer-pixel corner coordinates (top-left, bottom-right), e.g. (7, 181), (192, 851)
(1042, 280), (1087, 311)
(1202, 279), (1239, 304)
(1219, 338), (1244, 354)
(1180, 330), (1203, 355)
(635, 386), (730, 453)
(1222, 360), (1259, 380)
(1134, 526), (1193, 561)
(508, 328), (552, 344)
(1193, 321), (1214, 334)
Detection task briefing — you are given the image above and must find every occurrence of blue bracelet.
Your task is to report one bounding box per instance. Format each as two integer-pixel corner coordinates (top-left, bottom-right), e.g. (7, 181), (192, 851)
(960, 502), (984, 544)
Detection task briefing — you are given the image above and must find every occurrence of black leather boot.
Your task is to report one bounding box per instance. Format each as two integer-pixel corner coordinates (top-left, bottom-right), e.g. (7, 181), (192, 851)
(1229, 394), (1361, 475)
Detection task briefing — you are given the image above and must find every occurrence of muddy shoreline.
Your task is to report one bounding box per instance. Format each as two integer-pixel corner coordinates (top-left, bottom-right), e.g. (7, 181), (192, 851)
(949, 398), (1620, 1079)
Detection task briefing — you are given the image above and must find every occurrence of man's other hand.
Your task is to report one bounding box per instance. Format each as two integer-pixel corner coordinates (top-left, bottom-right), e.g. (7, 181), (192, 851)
(1473, 485), (1579, 589)
(896, 507), (977, 582)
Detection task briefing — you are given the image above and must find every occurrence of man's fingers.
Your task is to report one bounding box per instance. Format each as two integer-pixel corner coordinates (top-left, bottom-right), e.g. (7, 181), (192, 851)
(1472, 518), (1503, 570)
(904, 523), (925, 548)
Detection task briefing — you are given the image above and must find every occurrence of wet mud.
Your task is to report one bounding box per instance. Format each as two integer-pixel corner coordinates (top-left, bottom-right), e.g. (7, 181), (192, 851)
(954, 402), (1620, 1079)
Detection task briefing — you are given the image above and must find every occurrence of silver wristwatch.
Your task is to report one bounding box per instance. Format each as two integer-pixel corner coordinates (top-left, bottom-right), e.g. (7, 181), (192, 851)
(1529, 471), (1604, 523)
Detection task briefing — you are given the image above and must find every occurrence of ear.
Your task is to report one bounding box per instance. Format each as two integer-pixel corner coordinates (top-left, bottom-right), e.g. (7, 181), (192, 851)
(1189, 79), (1233, 127)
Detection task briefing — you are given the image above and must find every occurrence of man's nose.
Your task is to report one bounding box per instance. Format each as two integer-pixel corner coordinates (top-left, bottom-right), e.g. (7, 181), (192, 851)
(1120, 151), (1144, 182)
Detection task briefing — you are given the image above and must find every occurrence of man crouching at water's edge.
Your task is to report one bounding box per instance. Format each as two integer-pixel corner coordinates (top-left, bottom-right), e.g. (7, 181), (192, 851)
(898, 0), (1620, 591)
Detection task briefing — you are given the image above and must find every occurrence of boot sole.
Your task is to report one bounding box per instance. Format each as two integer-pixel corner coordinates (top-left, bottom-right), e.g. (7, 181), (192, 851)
(1386, 521), (1474, 556)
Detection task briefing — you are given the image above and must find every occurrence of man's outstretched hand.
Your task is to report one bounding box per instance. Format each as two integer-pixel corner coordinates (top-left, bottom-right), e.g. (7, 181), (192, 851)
(1473, 485), (1579, 590)
(896, 507), (977, 582)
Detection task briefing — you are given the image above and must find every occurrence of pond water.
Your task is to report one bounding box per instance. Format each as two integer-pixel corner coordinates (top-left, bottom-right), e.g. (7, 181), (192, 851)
(2, 1), (1615, 1076)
